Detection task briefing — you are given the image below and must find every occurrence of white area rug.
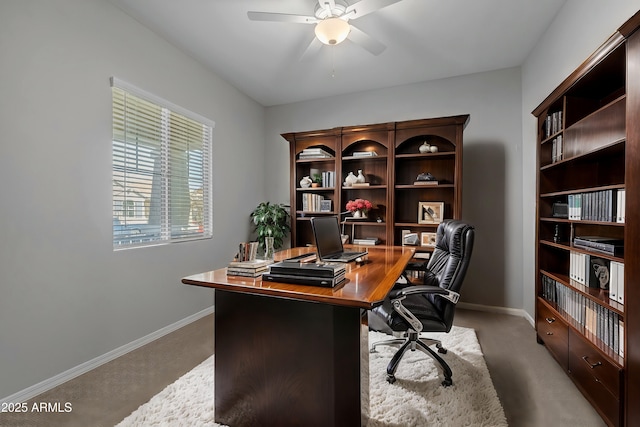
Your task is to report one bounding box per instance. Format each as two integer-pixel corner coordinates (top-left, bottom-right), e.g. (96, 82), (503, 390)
(117, 326), (507, 427)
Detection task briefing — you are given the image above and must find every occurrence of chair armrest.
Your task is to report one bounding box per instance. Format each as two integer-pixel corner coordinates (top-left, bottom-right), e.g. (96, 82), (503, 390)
(390, 285), (460, 304)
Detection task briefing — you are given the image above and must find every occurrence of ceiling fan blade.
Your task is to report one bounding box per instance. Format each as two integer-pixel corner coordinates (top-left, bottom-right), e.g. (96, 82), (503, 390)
(318, 0), (337, 14)
(345, 0), (403, 20)
(299, 37), (323, 61)
(347, 24), (386, 55)
(247, 11), (317, 24)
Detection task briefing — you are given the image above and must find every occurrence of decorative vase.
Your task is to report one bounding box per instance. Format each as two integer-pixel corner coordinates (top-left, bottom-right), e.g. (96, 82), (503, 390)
(300, 176), (312, 188)
(356, 169), (366, 184)
(352, 209), (367, 219)
(264, 236), (275, 260)
(430, 145), (438, 153)
(419, 141), (430, 153)
(344, 171), (357, 187)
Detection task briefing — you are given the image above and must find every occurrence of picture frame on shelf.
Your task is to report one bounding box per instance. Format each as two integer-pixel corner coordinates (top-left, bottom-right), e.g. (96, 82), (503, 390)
(402, 231), (419, 246)
(421, 232), (437, 248)
(418, 201), (444, 224)
(319, 199), (332, 213)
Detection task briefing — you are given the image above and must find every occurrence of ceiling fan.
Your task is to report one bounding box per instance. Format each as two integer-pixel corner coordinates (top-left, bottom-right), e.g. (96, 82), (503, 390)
(247, 0), (404, 56)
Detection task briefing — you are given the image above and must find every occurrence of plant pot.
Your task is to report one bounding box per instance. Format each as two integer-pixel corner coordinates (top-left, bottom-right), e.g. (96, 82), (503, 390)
(352, 210), (367, 219)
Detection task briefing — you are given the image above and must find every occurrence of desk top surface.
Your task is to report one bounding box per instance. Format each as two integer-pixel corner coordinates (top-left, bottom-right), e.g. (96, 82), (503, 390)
(182, 245), (415, 309)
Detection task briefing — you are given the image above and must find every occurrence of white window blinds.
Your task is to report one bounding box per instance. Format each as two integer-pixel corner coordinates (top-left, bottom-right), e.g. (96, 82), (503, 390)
(111, 77), (214, 249)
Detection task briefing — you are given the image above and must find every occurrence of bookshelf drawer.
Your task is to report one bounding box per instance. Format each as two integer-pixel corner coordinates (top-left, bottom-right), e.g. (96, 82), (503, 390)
(536, 302), (568, 370)
(568, 333), (621, 426)
(568, 330), (622, 399)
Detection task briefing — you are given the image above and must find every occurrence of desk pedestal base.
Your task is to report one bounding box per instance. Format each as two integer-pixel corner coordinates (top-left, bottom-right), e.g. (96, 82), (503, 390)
(215, 290), (369, 426)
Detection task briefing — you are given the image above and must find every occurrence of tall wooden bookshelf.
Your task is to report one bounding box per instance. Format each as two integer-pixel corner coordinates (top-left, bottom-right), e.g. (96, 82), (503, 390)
(282, 115), (469, 250)
(532, 10), (640, 427)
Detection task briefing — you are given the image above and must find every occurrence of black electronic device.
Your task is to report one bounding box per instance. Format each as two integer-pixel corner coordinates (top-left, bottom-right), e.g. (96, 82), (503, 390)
(552, 202), (569, 218)
(310, 216), (368, 262)
(268, 261), (345, 278)
(262, 272), (345, 288)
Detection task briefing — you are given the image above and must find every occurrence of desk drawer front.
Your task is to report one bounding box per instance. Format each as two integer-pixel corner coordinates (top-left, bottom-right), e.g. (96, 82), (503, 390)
(537, 301), (569, 370)
(568, 329), (621, 399)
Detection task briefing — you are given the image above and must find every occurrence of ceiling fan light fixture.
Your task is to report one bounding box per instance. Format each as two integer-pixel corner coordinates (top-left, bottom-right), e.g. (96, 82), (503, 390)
(314, 17), (350, 45)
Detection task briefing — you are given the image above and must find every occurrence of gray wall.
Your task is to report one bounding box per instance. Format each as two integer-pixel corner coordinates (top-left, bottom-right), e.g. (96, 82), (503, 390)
(265, 67), (524, 310)
(521, 0), (640, 318)
(0, 0), (265, 398)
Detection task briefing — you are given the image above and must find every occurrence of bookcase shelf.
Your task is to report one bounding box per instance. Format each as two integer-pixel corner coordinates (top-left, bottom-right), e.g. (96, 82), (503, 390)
(283, 115), (468, 250)
(532, 10), (640, 426)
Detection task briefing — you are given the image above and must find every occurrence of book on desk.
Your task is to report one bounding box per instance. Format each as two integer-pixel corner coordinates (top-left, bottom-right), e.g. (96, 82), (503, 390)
(262, 261), (346, 288)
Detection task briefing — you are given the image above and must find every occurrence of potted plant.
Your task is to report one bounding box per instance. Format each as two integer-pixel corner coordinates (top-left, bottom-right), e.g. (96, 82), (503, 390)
(312, 173), (322, 187)
(250, 202), (291, 253)
(346, 198), (373, 219)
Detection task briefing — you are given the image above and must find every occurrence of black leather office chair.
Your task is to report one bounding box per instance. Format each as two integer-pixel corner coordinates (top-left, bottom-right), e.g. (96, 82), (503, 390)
(369, 219), (475, 386)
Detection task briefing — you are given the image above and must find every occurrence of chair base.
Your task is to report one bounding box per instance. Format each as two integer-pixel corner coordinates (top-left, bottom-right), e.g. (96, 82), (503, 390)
(371, 330), (453, 387)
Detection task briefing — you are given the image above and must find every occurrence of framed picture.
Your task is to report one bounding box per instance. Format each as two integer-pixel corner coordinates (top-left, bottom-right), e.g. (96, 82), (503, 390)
(418, 201), (444, 224)
(319, 199), (332, 212)
(421, 232), (437, 248)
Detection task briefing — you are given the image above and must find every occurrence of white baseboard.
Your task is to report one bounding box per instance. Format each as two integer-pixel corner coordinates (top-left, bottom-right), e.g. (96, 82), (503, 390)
(458, 302), (535, 327)
(1, 306), (215, 405)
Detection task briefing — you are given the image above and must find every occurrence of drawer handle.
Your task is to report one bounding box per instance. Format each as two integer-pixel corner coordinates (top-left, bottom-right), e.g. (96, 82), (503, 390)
(546, 332), (553, 335)
(545, 317), (555, 324)
(582, 356), (602, 369)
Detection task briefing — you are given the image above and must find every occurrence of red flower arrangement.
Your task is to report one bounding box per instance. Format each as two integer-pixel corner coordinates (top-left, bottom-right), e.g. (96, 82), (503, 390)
(346, 198), (373, 213)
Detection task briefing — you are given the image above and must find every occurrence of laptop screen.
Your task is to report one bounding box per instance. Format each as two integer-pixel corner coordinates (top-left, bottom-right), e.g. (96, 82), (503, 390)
(311, 216), (344, 258)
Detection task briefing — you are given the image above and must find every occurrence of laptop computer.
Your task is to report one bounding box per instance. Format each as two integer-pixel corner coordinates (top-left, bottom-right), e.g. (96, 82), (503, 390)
(310, 216), (368, 262)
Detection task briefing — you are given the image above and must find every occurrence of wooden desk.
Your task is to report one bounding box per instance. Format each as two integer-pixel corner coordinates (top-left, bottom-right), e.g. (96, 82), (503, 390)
(182, 245), (414, 427)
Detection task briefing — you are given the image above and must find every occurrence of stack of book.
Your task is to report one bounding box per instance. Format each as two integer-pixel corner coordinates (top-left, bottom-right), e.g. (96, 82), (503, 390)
(353, 237), (381, 246)
(298, 147), (333, 159)
(573, 236), (624, 256)
(262, 261), (346, 288)
(227, 259), (270, 278)
(352, 151), (378, 157)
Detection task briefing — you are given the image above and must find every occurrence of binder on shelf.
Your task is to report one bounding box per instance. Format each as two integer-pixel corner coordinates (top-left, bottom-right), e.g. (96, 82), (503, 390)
(617, 189), (626, 223)
(610, 261), (624, 304)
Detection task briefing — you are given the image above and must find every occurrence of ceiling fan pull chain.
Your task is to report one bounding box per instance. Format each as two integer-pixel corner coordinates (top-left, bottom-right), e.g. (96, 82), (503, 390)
(331, 46), (336, 78)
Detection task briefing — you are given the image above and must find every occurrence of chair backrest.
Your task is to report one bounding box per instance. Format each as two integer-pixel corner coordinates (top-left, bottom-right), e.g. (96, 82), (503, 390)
(425, 219), (475, 324)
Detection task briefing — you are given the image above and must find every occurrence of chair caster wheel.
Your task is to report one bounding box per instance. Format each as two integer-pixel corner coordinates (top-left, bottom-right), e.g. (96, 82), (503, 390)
(437, 347), (447, 354)
(442, 378), (453, 387)
(386, 375), (396, 384)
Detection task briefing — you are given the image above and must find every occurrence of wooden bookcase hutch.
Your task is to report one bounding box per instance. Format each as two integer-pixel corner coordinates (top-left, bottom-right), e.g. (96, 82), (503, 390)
(532, 10), (640, 427)
(282, 115), (469, 250)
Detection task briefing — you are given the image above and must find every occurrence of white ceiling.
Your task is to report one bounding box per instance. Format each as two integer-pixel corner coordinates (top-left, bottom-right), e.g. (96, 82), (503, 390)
(108, 0), (566, 107)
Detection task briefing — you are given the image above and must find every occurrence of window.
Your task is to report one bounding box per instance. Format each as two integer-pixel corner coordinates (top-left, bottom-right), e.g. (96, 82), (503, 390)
(111, 78), (214, 249)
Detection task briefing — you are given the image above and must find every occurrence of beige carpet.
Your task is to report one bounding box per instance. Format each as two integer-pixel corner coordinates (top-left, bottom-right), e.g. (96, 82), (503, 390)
(117, 326), (506, 426)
